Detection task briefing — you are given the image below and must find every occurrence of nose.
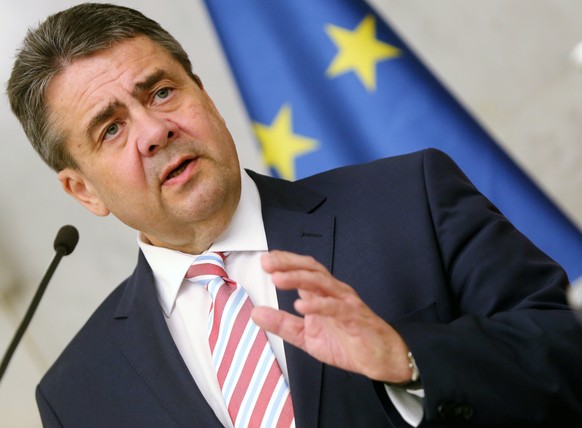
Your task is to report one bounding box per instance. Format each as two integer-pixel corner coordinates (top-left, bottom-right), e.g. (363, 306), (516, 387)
(135, 111), (178, 156)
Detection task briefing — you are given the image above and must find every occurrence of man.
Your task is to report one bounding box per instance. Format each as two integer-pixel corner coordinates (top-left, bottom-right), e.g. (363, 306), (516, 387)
(7, 3), (582, 427)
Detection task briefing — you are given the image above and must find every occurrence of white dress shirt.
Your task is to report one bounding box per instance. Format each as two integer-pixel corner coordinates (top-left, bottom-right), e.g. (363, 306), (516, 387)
(138, 171), (423, 427)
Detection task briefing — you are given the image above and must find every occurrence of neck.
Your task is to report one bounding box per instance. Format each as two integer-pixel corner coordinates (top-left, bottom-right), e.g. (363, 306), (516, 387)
(142, 213), (234, 255)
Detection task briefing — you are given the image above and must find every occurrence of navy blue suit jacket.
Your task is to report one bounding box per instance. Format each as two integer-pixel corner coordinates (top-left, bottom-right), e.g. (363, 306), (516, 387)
(36, 149), (582, 427)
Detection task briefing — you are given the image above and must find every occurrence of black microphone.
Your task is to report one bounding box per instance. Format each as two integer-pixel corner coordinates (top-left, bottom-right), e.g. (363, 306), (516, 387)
(0, 225), (79, 384)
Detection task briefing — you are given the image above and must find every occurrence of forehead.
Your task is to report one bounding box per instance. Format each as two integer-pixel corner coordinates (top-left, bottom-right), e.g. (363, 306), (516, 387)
(54, 35), (176, 87)
(45, 36), (183, 138)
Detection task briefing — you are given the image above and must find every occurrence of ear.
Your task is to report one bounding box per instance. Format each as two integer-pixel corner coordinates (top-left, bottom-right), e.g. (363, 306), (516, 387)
(57, 168), (110, 216)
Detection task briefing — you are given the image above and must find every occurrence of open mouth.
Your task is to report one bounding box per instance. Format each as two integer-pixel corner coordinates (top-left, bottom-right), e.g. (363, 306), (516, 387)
(166, 159), (193, 181)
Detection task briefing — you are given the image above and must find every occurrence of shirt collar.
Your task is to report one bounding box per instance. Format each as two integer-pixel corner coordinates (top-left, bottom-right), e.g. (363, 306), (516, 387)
(138, 170), (267, 316)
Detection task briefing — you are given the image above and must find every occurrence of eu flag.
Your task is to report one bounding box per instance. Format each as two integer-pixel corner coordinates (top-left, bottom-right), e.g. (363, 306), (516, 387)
(204, 0), (582, 282)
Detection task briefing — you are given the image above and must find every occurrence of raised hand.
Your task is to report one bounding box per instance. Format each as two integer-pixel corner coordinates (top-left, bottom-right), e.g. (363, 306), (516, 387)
(251, 250), (413, 384)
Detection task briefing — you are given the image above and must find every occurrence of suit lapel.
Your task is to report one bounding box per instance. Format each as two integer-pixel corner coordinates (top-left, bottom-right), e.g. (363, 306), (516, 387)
(112, 253), (223, 427)
(249, 170), (335, 428)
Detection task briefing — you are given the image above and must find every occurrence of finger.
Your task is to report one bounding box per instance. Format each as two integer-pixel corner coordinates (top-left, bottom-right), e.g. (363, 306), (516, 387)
(294, 296), (344, 317)
(251, 306), (306, 350)
(272, 269), (334, 294)
(271, 268), (353, 298)
(261, 250), (326, 274)
(297, 288), (318, 301)
(293, 296), (367, 319)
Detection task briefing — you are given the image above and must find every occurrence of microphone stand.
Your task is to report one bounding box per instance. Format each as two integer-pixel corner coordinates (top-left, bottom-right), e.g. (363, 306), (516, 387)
(0, 226), (78, 384)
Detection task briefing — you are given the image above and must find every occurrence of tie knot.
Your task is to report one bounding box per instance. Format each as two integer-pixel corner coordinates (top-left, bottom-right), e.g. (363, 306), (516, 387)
(185, 251), (228, 282)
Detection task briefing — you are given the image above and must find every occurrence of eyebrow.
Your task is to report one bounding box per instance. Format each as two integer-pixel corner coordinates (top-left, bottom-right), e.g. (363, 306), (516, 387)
(85, 69), (170, 139)
(85, 101), (121, 139)
(132, 69), (168, 98)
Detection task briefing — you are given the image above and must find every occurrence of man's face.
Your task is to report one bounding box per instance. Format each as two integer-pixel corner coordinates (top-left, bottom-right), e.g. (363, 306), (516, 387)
(48, 36), (241, 253)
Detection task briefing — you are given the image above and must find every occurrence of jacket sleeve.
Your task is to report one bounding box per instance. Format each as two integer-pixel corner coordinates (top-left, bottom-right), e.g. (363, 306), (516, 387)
(392, 148), (582, 426)
(36, 384), (63, 428)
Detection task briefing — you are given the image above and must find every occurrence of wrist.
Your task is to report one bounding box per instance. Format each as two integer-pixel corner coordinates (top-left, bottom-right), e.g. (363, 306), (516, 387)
(382, 347), (422, 388)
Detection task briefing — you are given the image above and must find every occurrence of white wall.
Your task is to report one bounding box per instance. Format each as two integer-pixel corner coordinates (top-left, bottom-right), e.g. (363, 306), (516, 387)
(1, 1), (581, 426)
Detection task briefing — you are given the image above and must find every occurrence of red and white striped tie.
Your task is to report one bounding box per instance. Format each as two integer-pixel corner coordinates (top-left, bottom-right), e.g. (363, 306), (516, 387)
(186, 252), (294, 428)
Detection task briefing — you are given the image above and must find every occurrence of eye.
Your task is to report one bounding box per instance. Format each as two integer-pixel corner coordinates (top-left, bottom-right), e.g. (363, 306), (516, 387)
(154, 87), (172, 101)
(103, 122), (120, 141)
(102, 122), (123, 141)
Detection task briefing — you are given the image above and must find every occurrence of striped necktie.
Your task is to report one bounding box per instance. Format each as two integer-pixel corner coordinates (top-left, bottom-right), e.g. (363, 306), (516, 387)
(186, 252), (294, 428)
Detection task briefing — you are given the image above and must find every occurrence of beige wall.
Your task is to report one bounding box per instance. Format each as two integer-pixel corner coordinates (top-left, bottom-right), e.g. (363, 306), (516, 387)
(1, 1), (581, 426)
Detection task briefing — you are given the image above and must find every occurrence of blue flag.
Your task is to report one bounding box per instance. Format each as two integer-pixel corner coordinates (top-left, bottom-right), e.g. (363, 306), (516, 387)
(204, 0), (582, 282)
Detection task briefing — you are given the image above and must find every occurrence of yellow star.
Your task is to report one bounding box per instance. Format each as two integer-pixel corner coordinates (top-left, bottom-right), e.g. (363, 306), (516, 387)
(325, 14), (401, 91)
(253, 105), (318, 181)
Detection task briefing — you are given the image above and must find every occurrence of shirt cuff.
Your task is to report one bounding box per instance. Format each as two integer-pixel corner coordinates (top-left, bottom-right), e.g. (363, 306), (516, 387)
(384, 384), (425, 426)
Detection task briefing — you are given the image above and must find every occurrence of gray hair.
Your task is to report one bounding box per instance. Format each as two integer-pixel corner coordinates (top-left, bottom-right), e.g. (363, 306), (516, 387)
(7, 2), (201, 172)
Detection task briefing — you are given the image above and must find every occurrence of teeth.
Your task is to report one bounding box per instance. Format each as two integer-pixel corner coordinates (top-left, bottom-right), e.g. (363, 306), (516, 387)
(167, 161), (190, 180)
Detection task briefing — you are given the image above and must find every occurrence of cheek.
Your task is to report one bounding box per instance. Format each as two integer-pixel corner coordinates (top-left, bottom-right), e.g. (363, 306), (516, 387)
(90, 155), (151, 199)
(177, 98), (225, 135)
